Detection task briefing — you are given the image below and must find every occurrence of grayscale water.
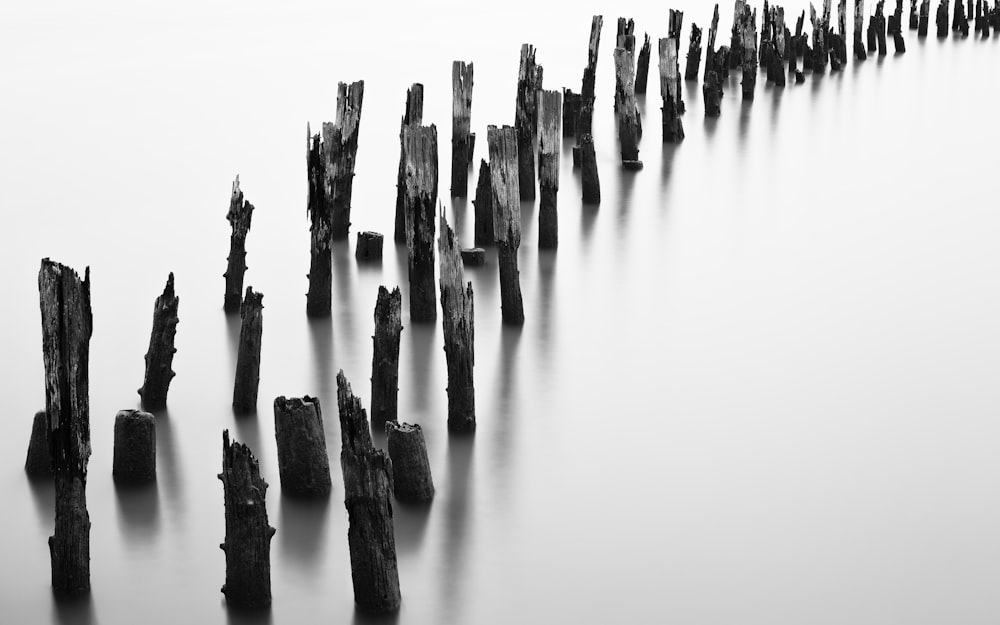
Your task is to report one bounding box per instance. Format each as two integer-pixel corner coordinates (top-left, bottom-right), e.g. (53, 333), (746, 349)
(3, 1), (1000, 623)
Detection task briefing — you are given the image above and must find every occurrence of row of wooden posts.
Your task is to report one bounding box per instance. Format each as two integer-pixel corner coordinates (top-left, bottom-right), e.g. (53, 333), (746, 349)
(25, 0), (1000, 612)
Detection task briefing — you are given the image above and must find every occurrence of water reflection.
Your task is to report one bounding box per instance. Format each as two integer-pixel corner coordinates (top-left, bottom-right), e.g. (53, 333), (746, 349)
(661, 143), (679, 190)
(737, 99), (753, 145)
(333, 242), (356, 361)
(226, 311), (242, 371)
(225, 604), (272, 625)
(51, 593), (96, 625)
(407, 323), (435, 413)
(580, 202), (599, 252)
(392, 498), (432, 556)
(278, 492), (330, 572)
(232, 414), (265, 465)
(351, 607), (399, 625)
(114, 480), (161, 549)
(27, 474), (54, 534)
(519, 199), (536, 244)
(535, 250), (557, 370)
(148, 408), (183, 526)
(440, 436), (474, 620)
(492, 326), (522, 507)
(308, 316), (334, 403)
(703, 114), (719, 140)
(451, 196), (468, 245)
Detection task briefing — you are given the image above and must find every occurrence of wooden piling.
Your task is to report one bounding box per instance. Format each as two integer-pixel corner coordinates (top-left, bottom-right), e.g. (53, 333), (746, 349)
(39, 259), (92, 597)
(730, 0), (748, 68)
(613, 47), (643, 166)
(224, 177), (254, 313)
(394, 84), (424, 243)
(138, 272), (179, 410)
(704, 4), (721, 81)
(740, 5), (759, 99)
(25, 410), (52, 477)
(219, 430), (274, 609)
(337, 371), (401, 614)
(855, 0), (869, 58)
(274, 396), (331, 496)
(439, 214), (476, 433)
(936, 0), (950, 35)
(577, 15), (604, 139)
(328, 81), (365, 240)
(233, 288), (263, 414)
(386, 422), (434, 502)
(355, 231), (384, 261)
(306, 126), (333, 317)
(919, 0), (931, 34)
(635, 34), (652, 94)
(769, 7), (787, 87)
(487, 125), (525, 325)
(668, 10), (685, 109)
(911, 0), (920, 26)
(538, 90), (561, 249)
(370, 286), (403, 429)
(451, 61), (474, 198)
(112, 410), (155, 484)
(876, 1), (889, 53)
(402, 124), (439, 323)
(472, 160), (494, 247)
(810, 3), (828, 73)
(515, 44), (543, 200)
(685, 23), (704, 80)
(659, 38), (686, 142)
(579, 133), (601, 203)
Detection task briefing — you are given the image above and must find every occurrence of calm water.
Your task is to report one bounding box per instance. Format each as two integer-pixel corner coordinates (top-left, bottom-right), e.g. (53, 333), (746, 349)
(3, 1), (1000, 623)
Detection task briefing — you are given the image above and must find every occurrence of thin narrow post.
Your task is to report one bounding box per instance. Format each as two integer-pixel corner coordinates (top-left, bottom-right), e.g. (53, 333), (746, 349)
(233, 288), (263, 414)
(328, 81), (365, 240)
(224, 177), (254, 313)
(578, 15), (604, 139)
(613, 47), (643, 167)
(403, 124), (439, 323)
(635, 34), (652, 94)
(274, 396), (331, 496)
(741, 6), (759, 99)
(488, 125), (525, 324)
(138, 272), (179, 409)
(451, 61), (474, 198)
(439, 213), (476, 433)
(856, 0), (868, 58)
(395, 84), (424, 243)
(515, 44), (543, 200)
(668, 10), (686, 108)
(370, 286), (403, 428)
(472, 160), (494, 247)
(659, 38), (686, 142)
(538, 90), (561, 249)
(685, 24), (704, 80)
(306, 125), (332, 317)
(580, 133), (601, 203)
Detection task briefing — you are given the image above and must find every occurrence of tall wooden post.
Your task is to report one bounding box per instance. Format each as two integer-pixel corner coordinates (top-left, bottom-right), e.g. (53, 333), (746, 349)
(306, 125), (332, 317)
(685, 24), (704, 80)
(515, 44), (543, 200)
(233, 288), (263, 414)
(439, 213), (476, 433)
(224, 176), (254, 313)
(613, 47), (643, 167)
(472, 160), (494, 247)
(635, 34), (652, 94)
(451, 61), (474, 198)
(741, 5), (759, 99)
(370, 286), (403, 429)
(487, 126), (525, 325)
(328, 81), (365, 240)
(538, 90), (561, 249)
(580, 133), (601, 203)
(138, 273), (179, 409)
(403, 124), (439, 323)
(395, 84), (424, 243)
(659, 37), (685, 143)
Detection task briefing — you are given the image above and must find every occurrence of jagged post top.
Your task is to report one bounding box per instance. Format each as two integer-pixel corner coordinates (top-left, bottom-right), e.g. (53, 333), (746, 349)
(241, 287), (263, 317)
(227, 176), (254, 232)
(403, 83), (424, 128)
(403, 124), (439, 198)
(336, 370), (374, 455)
(161, 272), (176, 301)
(220, 429), (264, 476)
(335, 80), (365, 142)
(375, 285), (403, 320)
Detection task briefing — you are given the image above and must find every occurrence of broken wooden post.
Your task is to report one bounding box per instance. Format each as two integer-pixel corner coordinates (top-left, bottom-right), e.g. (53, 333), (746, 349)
(730, 0), (747, 68)
(685, 23), (704, 80)
(472, 160), (494, 247)
(439, 214), (476, 433)
(219, 430), (274, 609)
(515, 44), (542, 200)
(635, 34), (652, 94)
(705, 4), (721, 81)
(741, 5), (759, 99)
(538, 90), (561, 249)
(704, 71), (723, 116)
(112, 410), (155, 484)
(233, 288), (263, 414)
(394, 84), (424, 243)
(810, 3), (828, 73)
(936, 0), (950, 35)
(579, 133), (601, 203)
(919, 0), (931, 34)
(703, 4), (724, 116)
(488, 125), (525, 325)
(224, 177), (254, 313)
(306, 125), (332, 317)
(328, 81), (365, 240)
(659, 38), (686, 142)
(138, 272), (179, 410)
(403, 124), (439, 323)
(876, 1), (889, 53)
(461, 248), (486, 266)
(451, 61), (474, 198)
(953, 0), (971, 32)
(911, 0), (920, 26)
(39, 259), (92, 597)
(355, 231), (384, 261)
(386, 422), (434, 502)
(855, 0), (869, 58)
(337, 371), (401, 614)
(562, 89), (580, 137)
(25, 410), (52, 477)
(836, 0), (849, 64)
(613, 47), (643, 167)
(370, 286), (403, 429)
(274, 396), (331, 496)
(575, 15), (604, 143)
(769, 7), (788, 87)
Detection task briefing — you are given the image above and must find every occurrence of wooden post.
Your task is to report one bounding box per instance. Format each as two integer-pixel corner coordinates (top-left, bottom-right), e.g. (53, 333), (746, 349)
(538, 90), (561, 249)
(730, 0), (747, 68)
(579, 133), (601, 203)
(855, 0), (868, 58)
(487, 125), (525, 325)
(635, 34), (652, 94)
(224, 176), (254, 313)
(810, 3), (828, 73)
(39, 259), (92, 597)
(936, 0), (950, 35)
(112, 410), (155, 484)
(704, 4), (720, 81)
(337, 371), (401, 614)
(355, 231), (384, 261)
(394, 84), (424, 243)
(25, 410), (52, 477)
(219, 430), (274, 609)
(685, 24), (704, 80)
(233, 288), (263, 414)
(659, 38), (686, 142)
(613, 47), (643, 167)
(386, 422), (434, 502)
(562, 89), (581, 137)
(451, 61), (474, 198)
(703, 71), (723, 116)
(138, 272), (179, 409)
(741, 6), (759, 99)
(919, 0), (931, 34)
(668, 10), (685, 109)
(911, 0), (920, 27)
(515, 44), (543, 200)
(327, 81), (365, 241)
(439, 213), (476, 433)
(402, 124), (439, 323)
(876, 1), (889, 53)
(837, 0), (849, 64)
(370, 286), (403, 429)
(472, 160), (494, 247)
(274, 396), (331, 496)
(577, 16), (604, 140)
(306, 125), (332, 317)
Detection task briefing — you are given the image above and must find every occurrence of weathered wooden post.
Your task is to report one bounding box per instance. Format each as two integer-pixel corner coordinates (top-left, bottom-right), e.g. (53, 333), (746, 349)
(403, 124), (439, 323)
(919, 0), (931, 34)
(741, 5), (759, 99)
(515, 44), (542, 200)
(685, 24), (704, 80)
(328, 81), (365, 240)
(855, 0), (868, 58)
(112, 410), (155, 483)
(472, 160), (494, 247)
(538, 90), (561, 249)
(730, 0), (747, 68)
(488, 125), (525, 325)
(355, 231), (384, 261)
(138, 272), (179, 409)
(613, 47), (643, 167)
(451, 61), (474, 198)
(703, 4), (723, 117)
(25, 410), (52, 477)
(911, 0), (920, 26)
(667, 10), (685, 108)
(705, 4), (720, 80)
(337, 371), (401, 613)
(233, 288), (263, 414)
(439, 213), (476, 433)
(579, 15), (603, 139)
(659, 38), (685, 142)
(306, 125), (332, 317)
(810, 3), (828, 73)
(224, 177), (254, 313)
(386, 422), (434, 502)
(936, 0), (950, 35)
(635, 34), (652, 94)
(39, 259), (92, 597)
(370, 286), (403, 429)
(876, 1), (889, 53)
(274, 396), (331, 496)
(394, 84), (424, 243)
(579, 133), (601, 203)
(219, 430), (274, 609)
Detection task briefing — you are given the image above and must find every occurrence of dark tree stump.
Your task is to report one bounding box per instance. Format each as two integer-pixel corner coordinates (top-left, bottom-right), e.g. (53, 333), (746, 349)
(538, 90), (561, 250)
(386, 422), (434, 502)
(370, 286), (403, 429)
(25, 410), (52, 477)
(395, 84), (424, 243)
(473, 160), (494, 247)
(613, 47), (642, 166)
(39, 259), (92, 597)
(219, 430), (274, 609)
(703, 70), (723, 117)
(730, 0), (747, 68)
(876, 2), (889, 53)
(113, 410), (155, 484)
(439, 214), (476, 433)
(810, 4), (828, 73)
(224, 177), (254, 313)
(515, 44), (543, 201)
(451, 61), (474, 198)
(937, 0), (950, 35)
(488, 125), (526, 325)
(635, 34), (652, 94)
(685, 23), (704, 80)
(461, 248), (486, 266)
(337, 371), (401, 614)
(562, 89), (581, 137)
(659, 37), (686, 142)
(403, 124), (439, 323)
(233, 288), (263, 414)
(919, 0), (931, 34)
(328, 81), (365, 240)
(856, 0), (869, 59)
(355, 231), (384, 262)
(274, 396), (331, 496)
(138, 272), (179, 409)
(306, 125), (332, 317)
(579, 132), (601, 203)
(704, 4), (723, 84)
